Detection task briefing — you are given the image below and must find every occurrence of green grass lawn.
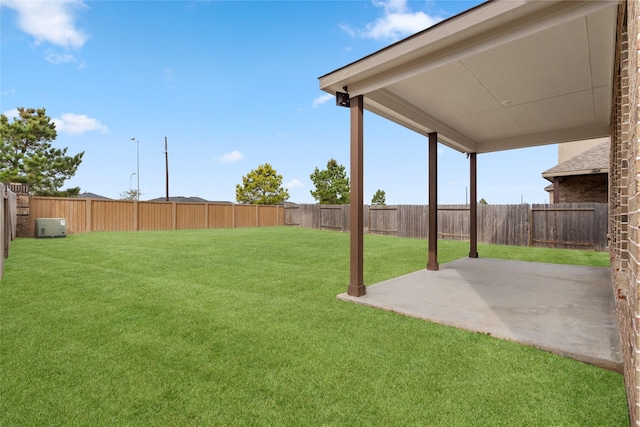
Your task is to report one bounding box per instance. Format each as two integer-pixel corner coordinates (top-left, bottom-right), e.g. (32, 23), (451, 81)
(1, 227), (627, 426)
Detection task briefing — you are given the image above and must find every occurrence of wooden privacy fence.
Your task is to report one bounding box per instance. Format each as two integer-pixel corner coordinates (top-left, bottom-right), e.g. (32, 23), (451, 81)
(23, 197), (285, 236)
(285, 203), (609, 251)
(1, 184), (18, 280)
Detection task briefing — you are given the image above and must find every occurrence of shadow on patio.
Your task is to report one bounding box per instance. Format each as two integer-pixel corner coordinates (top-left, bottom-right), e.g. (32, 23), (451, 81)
(338, 258), (622, 372)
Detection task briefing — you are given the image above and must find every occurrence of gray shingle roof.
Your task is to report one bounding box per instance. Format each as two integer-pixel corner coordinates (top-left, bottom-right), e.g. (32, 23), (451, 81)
(542, 141), (609, 180)
(148, 196), (210, 203)
(80, 192), (111, 200)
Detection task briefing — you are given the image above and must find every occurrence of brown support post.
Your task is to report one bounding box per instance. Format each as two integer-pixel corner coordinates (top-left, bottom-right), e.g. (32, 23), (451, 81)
(553, 177), (560, 204)
(469, 153), (478, 258)
(427, 132), (439, 271)
(349, 95), (366, 296)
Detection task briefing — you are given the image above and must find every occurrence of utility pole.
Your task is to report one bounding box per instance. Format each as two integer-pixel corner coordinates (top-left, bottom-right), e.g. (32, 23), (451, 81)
(165, 136), (169, 202)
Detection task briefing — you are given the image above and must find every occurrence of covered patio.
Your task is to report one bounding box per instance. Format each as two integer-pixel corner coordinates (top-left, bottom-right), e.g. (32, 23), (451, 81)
(319, 0), (618, 295)
(319, 0), (621, 369)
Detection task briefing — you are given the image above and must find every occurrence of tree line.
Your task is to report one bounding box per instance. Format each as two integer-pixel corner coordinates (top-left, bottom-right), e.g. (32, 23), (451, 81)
(1, 107), (386, 204)
(236, 158), (386, 205)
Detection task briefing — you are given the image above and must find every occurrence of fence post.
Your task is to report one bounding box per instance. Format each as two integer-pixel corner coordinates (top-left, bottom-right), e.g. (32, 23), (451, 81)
(1, 184), (4, 280)
(528, 206), (533, 247)
(205, 203), (209, 229)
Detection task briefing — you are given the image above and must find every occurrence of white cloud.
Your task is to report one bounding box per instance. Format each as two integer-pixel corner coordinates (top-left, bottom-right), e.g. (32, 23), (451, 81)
(52, 113), (109, 135)
(312, 93), (334, 108)
(219, 150), (244, 163)
(45, 50), (84, 68)
(285, 178), (304, 189)
(1, 0), (89, 49)
(342, 0), (442, 42)
(2, 108), (20, 119)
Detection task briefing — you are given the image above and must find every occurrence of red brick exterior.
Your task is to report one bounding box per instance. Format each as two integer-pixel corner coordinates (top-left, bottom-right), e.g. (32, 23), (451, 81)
(611, 2), (639, 424)
(555, 174), (608, 203)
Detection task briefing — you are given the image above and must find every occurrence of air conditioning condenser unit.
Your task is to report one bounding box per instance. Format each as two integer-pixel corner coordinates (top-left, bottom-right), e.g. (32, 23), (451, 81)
(35, 218), (67, 238)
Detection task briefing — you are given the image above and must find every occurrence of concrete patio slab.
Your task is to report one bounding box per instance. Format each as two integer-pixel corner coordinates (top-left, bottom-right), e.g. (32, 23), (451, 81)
(337, 257), (622, 372)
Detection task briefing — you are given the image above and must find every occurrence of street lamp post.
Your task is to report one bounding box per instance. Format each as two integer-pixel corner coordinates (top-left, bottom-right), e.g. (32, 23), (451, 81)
(130, 138), (139, 201)
(129, 172), (136, 192)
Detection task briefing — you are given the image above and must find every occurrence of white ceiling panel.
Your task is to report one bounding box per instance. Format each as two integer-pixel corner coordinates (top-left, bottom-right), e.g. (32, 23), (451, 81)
(593, 86), (612, 126)
(460, 17), (592, 106)
(448, 109), (525, 143)
(587, 6), (618, 87)
(388, 61), (502, 121)
(506, 90), (595, 133)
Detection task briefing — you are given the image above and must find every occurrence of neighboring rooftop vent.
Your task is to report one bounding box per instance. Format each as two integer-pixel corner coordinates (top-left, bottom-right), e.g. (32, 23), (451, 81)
(35, 218), (66, 238)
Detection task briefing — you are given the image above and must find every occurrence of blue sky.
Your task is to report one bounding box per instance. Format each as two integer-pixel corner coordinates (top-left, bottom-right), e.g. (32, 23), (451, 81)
(1, 0), (556, 204)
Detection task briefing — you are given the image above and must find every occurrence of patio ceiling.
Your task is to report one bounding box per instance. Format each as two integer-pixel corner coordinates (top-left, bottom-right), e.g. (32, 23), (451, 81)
(319, 0), (619, 154)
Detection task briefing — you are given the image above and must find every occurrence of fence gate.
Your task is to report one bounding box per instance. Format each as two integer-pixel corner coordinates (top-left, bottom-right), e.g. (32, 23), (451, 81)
(529, 203), (608, 251)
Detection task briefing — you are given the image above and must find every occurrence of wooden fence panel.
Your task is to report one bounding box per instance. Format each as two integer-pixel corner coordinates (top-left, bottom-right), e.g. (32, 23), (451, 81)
(370, 206), (398, 235)
(138, 202), (172, 231)
(257, 205), (283, 226)
(31, 197), (87, 234)
(299, 204), (319, 229)
(209, 204), (234, 228)
(530, 203), (608, 250)
(438, 205), (469, 241)
(284, 204), (300, 226)
(0, 185), (15, 279)
(91, 200), (135, 232)
(288, 203), (607, 251)
(477, 204), (529, 246)
(22, 198), (284, 235)
(235, 205), (258, 227)
(176, 203), (206, 230)
(6, 189), (16, 242)
(320, 205), (346, 231)
(1, 185), (5, 279)
(397, 205), (428, 239)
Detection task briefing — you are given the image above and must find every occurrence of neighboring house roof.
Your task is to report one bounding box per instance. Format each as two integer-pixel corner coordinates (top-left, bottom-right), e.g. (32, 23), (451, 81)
(148, 196), (210, 203)
(80, 192), (111, 200)
(542, 141), (609, 181)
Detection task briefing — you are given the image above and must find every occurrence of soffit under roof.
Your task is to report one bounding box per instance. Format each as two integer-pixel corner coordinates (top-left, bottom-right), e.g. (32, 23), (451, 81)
(319, 0), (619, 154)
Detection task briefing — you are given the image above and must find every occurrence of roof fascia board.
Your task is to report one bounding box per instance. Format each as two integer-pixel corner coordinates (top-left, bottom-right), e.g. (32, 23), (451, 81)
(343, 0), (617, 97)
(542, 169), (608, 178)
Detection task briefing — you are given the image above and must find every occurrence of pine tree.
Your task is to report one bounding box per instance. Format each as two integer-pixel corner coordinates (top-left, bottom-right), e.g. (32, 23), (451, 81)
(236, 163), (289, 204)
(0, 107), (83, 196)
(310, 158), (350, 204)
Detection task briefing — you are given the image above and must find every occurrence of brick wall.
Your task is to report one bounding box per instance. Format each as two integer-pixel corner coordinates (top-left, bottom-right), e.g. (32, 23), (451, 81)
(631, 0), (640, 423)
(611, 1), (640, 424)
(556, 174), (608, 203)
